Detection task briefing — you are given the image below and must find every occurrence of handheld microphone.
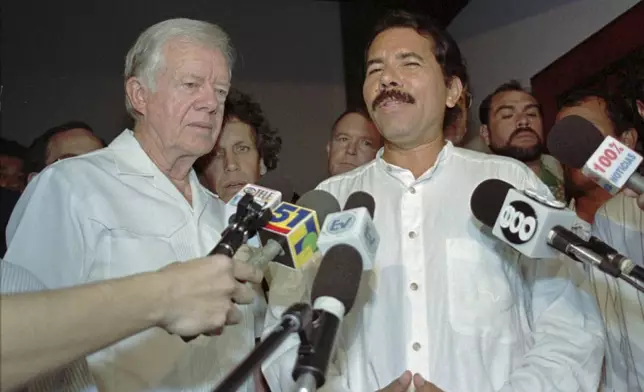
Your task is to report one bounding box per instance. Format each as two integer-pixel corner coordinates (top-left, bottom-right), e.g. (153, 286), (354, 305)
(292, 243), (364, 391)
(470, 179), (578, 259)
(547, 114), (644, 194)
(254, 190), (341, 270)
(470, 179), (644, 290)
(317, 192), (379, 270)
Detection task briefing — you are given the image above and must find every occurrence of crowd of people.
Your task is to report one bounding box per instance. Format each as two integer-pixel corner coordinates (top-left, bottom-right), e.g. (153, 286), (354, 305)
(1, 9), (644, 392)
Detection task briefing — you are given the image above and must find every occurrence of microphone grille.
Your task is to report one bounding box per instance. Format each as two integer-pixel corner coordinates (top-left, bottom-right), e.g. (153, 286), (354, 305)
(296, 190), (341, 226)
(547, 115), (605, 169)
(344, 191), (375, 218)
(311, 244), (362, 314)
(470, 178), (514, 228)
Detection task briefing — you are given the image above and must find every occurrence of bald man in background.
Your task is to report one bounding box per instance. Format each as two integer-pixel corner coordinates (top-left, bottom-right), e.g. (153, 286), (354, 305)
(326, 109), (383, 177)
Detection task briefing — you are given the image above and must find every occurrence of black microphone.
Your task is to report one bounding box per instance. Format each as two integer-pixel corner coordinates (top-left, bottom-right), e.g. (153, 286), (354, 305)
(211, 302), (313, 392)
(292, 243), (363, 391)
(182, 193), (271, 342)
(470, 178), (644, 291)
(547, 114), (644, 194)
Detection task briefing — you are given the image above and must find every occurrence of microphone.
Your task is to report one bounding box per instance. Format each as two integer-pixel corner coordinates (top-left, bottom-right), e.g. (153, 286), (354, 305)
(211, 302), (313, 392)
(317, 192), (379, 270)
(470, 179), (644, 290)
(470, 178), (578, 259)
(252, 190), (341, 270)
(292, 243), (364, 391)
(547, 114), (644, 194)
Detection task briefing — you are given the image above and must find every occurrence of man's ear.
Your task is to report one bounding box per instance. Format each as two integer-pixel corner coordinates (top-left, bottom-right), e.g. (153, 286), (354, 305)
(259, 160), (267, 176)
(125, 77), (149, 116)
(446, 77), (463, 109)
(620, 128), (639, 150)
(326, 142), (331, 157)
(479, 124), (491, 146)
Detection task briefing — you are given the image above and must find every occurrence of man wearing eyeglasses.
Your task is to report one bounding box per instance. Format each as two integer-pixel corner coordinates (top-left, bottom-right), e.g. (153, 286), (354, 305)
(326, 108), (384, 177)
(478, 80), (566, 202)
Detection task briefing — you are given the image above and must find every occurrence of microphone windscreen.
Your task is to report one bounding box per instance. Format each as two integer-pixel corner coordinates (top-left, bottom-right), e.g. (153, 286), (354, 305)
(257, 171), (295, 203)
(547, 115), (605, 169)
(311, 244), (362, 314)
(296, 190), (341, 226)
(470, 179), (514, 228)
(344, 191), (375, 218)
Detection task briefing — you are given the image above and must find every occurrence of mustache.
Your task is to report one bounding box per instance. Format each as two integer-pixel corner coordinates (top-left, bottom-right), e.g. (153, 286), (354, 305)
(509, 127), (541, 142)
(372, 89), (416, 111)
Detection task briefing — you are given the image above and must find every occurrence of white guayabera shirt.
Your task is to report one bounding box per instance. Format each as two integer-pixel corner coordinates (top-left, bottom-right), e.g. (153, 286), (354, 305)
(262, 142), (605, 392)
(5, 130), (259, 392)
(590, 193), (644, 391)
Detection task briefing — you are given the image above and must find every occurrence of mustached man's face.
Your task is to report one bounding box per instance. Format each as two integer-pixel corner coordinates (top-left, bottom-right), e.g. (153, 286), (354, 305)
(363, 28), (460, 150)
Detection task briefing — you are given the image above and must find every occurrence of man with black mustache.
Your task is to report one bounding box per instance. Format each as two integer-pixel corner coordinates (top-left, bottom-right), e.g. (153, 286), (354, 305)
(479, 80), (566, 201)
(261, 10), (603, 392)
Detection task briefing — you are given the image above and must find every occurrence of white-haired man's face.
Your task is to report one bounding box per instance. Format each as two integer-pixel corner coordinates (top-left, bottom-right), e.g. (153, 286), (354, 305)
(127, 38), (231, 159)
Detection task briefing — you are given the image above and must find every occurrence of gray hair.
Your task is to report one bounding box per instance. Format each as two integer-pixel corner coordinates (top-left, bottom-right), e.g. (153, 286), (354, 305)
(124, 18), (235, 118)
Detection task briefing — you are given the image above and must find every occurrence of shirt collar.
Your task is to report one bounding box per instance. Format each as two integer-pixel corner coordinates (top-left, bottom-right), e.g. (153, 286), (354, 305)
(375, 140), (454, 185)
(109, 129), (158, 177)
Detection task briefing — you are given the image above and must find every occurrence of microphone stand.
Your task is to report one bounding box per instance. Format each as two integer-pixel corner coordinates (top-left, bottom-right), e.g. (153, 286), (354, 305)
(212, 303), (313, 392)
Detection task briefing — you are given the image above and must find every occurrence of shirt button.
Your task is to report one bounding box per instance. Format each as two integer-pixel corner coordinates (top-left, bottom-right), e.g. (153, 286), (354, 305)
(409, 187), (416, 194)
(412, 342), (421, 351)
(408, 231), (417, 239)
(410, 282), (418, 291)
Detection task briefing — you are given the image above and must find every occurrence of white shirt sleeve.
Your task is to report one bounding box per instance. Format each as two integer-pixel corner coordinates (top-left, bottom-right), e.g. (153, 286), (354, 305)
(4, 167), (97, 289)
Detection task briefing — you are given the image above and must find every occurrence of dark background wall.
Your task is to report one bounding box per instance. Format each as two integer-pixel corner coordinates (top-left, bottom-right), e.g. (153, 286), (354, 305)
(1, 0), (346, 192)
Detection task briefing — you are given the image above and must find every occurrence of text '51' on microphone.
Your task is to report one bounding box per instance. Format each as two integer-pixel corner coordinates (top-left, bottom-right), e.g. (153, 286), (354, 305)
(292, 243), (364, 392)
(251, 190), (341, 271)
(547, 114), (644, 194)
(317, 191), (379, 270)
(470, 178), (644, 291)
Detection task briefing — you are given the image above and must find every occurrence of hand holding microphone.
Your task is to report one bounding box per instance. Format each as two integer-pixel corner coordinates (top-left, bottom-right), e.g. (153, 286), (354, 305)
(158, 253), (263, 337)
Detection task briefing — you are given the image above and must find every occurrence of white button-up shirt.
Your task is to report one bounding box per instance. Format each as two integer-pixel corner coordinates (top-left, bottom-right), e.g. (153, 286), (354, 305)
(590, 193), (644, 391)
(4, 130), (256, 392)
(262, 142), (604, 392)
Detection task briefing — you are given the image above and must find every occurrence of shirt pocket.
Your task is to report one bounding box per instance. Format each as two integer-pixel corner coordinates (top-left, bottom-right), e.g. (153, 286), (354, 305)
(91, 200), (187, 280)
(445, 238), (518, 343)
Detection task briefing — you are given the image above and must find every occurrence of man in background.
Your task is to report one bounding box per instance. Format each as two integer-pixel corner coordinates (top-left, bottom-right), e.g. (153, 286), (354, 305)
(556, 88), (643, 390)
(479, 80), (566, 201)
(0, 138), (27, 192)
(326, 109), (382, 177)
(557, 89), (638, 223)
(24, 121), (104, 181)
(197, 88), (282, 202)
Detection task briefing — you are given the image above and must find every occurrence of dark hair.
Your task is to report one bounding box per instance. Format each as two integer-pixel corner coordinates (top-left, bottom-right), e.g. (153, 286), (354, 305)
(558, 89), (635, 136)
(366, 10), (469, 130)
(0, 138), (27, 159)
(478, 80), (541, 126)
(25, 121), (101, 173)
(330, 108), (372, 134)
(223, 88), (282, 171)
(634, 79), (644, 102)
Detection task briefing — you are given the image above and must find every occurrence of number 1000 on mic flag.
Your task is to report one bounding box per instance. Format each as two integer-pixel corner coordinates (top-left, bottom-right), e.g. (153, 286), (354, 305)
(258, 202), (320, 269)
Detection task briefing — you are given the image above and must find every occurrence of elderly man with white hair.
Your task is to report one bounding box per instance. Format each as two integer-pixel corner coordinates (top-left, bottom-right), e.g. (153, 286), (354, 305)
(4, 18), (263, 391)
